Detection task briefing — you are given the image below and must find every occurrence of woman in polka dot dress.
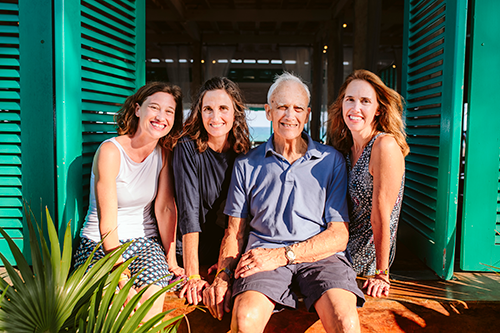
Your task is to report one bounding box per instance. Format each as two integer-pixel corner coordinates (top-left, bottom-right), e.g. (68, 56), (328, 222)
(328, 69), (409, 298)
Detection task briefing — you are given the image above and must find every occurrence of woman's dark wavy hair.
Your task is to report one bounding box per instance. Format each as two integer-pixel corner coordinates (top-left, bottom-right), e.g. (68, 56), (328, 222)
(327, 69), (409, 157)
(179, 77), (251, 154)
(114, 81), (184, 150)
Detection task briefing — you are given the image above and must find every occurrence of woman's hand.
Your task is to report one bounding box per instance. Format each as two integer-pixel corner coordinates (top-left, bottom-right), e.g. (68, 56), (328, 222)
(179, 277), (209, 305)
(118, 277), (140, 308)
(363, 275), (390, 298)
(169, 264), (185, 277)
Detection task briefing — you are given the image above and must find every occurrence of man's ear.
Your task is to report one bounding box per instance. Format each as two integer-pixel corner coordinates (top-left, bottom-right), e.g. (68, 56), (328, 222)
(265, 104), (272, 121)
(305, 107), (311, 123)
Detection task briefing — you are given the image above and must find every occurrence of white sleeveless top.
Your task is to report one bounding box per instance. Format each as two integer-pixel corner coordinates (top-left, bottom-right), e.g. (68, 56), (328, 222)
(80, 137), (162, 242)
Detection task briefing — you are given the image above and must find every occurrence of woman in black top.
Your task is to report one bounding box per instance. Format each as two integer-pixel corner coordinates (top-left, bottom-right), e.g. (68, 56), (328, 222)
(173, 77), (251, 305)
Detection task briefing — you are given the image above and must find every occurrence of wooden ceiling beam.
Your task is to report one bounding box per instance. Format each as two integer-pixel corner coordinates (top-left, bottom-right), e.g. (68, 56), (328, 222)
(147, 33), (316, 44)
(148, 9), (333, 22)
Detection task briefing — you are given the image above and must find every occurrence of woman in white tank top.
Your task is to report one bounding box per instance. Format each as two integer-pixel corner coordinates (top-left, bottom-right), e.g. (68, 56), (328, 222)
(74, 82), (184, 321)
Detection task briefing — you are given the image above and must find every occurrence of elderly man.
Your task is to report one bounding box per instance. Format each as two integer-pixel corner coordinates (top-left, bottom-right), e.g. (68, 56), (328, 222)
(203, 73), (365, 333)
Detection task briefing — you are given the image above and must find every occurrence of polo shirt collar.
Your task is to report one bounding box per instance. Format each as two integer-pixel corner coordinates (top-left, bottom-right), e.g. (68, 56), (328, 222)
(265, 132), (322, 160)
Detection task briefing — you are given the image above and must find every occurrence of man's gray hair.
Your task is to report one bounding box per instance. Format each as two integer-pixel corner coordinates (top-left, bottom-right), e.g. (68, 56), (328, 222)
(267, 72), (311, 105)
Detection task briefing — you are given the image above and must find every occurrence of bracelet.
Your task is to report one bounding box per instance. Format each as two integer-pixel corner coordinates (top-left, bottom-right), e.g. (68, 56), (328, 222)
(118, 274), (129, 283)
(375, 268), (388, 276)
(188, 274), (201, 280)
(121, 268), (131, 279)
(215, 267), (233, 279)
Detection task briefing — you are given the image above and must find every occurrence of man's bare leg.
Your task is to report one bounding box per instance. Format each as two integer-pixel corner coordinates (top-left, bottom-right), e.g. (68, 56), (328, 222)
(231, 290), (275, 333)
(315, 288), (360, 333)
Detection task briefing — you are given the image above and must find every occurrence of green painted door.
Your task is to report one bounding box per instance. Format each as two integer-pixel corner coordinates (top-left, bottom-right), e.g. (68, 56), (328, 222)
(460, 0), (500, 271)
(400, 0), (467, 279)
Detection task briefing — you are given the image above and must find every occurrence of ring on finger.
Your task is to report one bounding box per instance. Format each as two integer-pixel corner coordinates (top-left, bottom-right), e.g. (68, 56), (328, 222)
(246, 264), (251, 270)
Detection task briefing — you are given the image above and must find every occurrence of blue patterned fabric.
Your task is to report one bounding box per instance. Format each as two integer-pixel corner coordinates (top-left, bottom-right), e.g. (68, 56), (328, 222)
(74, 236), (175, 289)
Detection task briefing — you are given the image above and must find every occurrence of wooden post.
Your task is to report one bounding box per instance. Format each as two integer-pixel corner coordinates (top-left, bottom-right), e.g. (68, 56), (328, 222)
(310, 42), (322, 141)
(353, 0), (381, 71)
(327, 17), (344, 107)
(191, 41), (202, 100)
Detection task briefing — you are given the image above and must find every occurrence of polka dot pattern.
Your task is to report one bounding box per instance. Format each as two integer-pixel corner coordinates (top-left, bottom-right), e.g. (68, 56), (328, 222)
(345, 133), (404, 276)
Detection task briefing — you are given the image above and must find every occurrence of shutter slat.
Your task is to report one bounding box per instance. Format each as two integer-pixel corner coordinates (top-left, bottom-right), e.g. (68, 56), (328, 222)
(0, 91), (20, 99)
(0, 14), (18, 22)
(0, 155), (21, 165)
(82, 80), (134, 97)
(0, 187), (22, 196)
(82, 101), (121, 113)
(0, 176), (22, 186)
(0, 25), (19, 34)
(0, 166), (21, 176)
(82, 91), (128, 104)
(82, 70), (135, 89)
(0, 3), (18, 10)
(81, 48), (136, 72)
(0, 81), (20, 89)
(0, 208), (22, 218)
(0, 123), (21, 132)
(82, 61), (135, 80)
(0, 219), (22, 228)
(0, 112), (20, 121)
(0, 58), (19, 67)
(0, 102), (20, 110)
(0, 47), (19, 55)
(0, 134), (21, 143)
(82, 112), (115, 122)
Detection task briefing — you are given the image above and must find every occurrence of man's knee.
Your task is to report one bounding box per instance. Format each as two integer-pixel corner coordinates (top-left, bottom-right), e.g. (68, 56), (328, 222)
(231, 291), (274, 333)
(315, 289), (360, 333)
(231, 304), (261, 332)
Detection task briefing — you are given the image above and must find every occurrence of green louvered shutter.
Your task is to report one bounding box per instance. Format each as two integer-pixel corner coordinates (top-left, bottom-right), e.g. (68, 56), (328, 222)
(460, 0), (500, 271)
(80, 0), (145, 213)
(1, 0), (55, 265)
(54, 0), (145, 238)
(0, 0), (23, 263)
(400, 0), (467, 279)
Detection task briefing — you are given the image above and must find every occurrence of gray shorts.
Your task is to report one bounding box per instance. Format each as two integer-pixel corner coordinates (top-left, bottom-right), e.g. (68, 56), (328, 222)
(232, 253), (365, 311)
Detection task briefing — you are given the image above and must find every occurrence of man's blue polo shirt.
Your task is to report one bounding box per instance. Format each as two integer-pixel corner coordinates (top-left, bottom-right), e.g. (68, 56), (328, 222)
(224, 132), (349, 252)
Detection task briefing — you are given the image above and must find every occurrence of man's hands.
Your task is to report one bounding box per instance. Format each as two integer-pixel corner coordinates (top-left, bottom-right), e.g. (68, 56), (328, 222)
(179, 277), (209, 305)
(202, 273), (232, 320)
(202, 246), (286, 320)
(235, 247), (286, 279)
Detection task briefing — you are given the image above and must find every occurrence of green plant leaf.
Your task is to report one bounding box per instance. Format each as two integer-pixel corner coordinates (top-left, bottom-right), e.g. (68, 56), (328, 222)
(0, 205), (188, 333)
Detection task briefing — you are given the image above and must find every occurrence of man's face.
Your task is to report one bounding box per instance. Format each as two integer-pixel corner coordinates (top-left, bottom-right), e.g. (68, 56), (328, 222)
(265, 81), (310, 143)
